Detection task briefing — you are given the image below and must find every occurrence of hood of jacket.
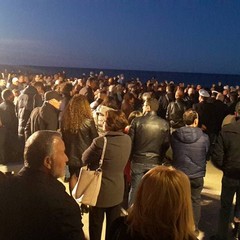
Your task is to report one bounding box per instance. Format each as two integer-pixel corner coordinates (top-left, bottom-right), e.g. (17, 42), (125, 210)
(173, 126), (203, 144)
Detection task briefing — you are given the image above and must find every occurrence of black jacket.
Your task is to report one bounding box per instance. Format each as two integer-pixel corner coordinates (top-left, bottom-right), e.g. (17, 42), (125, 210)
(212, 119), (240, 179)
(166, 99), (187, 128)
(62, 119), (98, 168)
(25, 102), (60, 140)
(15, 85), (38, 137)
(129, 111), (169, 165)
(193, 101), (217, 135)
(0, 167), (85, 240)
(0, 101), (19, 163)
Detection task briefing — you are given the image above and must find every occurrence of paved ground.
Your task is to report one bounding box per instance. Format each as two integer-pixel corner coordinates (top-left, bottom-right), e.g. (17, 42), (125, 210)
(0, 161), (227, 240)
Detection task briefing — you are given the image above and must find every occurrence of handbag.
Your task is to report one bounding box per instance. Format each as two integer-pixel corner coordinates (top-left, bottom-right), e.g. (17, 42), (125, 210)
(72, 137), (107, 206)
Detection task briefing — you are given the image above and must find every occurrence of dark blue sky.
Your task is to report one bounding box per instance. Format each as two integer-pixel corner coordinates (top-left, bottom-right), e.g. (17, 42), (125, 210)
(1, 0), (240, 74)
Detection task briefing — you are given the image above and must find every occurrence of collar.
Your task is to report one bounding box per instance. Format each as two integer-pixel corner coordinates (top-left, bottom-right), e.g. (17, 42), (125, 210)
(104, 131), (125, 137)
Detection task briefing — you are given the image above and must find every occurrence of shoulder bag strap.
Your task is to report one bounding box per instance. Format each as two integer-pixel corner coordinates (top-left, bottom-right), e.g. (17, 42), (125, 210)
(98, 136), (107, 169)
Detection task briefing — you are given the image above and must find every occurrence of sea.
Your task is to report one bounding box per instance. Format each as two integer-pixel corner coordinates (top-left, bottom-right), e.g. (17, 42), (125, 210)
(0, 64), (240, 88)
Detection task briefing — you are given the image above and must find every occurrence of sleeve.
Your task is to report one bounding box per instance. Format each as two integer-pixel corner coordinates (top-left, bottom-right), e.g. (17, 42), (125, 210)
(128, 119), (136, 143)
(165, 103), (171, 120)
(89, 119), (99, 139)
(211, 132), (225, 170)
(24, 117), (31, 141)
(82, 138), (102, 169)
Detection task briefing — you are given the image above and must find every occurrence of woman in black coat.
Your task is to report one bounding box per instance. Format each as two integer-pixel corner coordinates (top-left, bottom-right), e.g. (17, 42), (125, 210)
(82, 110), (131, 240)
(61, 94), (98, 192)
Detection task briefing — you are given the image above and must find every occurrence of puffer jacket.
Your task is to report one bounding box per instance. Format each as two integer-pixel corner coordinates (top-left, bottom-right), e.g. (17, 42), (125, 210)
(212, 120), (240, 179)
(129, 111), (170, 165)
(171, 126), (209, 179)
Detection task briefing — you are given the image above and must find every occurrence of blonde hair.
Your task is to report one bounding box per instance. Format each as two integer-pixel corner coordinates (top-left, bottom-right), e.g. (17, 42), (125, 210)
(61, 94), (93, 133)
(127, 166), (195, 240)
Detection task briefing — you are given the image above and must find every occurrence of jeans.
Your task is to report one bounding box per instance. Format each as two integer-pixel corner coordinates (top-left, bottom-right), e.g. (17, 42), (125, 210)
(190, 177), (204, 230)
(128, 162), (158, 207)
(216, 176), (240, 240)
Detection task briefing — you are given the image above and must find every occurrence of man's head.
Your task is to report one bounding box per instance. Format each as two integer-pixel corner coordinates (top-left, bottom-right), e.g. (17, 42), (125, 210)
(44, 90), (62, 109)
(175, 89), (184, 99)
(86, 77), (97, 90)
(1, 89), (14, 102)
(198, 89), (210, 102)
(143, 98), (159, 114)
(183, 109), (199, 127)
(24, 130), (68, 178)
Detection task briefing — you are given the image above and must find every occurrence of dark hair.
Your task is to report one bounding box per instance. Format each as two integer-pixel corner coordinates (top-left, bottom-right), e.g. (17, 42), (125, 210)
(128, 110), (143, 124)
(24, 130), (61, 169)
(145, 98), (159, 112)
(105, 110), (128, 131)
(1, 89), (13, 101)
(183, 109), (198, 126)
(123, 92), (135, 103)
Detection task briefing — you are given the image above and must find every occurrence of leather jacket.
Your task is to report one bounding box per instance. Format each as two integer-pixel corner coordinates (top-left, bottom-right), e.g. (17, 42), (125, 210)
(129, 111), (170, 165)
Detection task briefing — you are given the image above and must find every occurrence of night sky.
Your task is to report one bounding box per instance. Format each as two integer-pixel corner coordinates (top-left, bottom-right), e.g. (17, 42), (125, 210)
(0, 0), (240, 74)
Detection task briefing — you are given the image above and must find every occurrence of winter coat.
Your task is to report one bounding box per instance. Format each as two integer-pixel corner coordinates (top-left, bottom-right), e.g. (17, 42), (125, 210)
(0, 167), (85, 240)
(15, 85), (38, 137)
(25, 102), (60, 140)
(171, 126), (209, 179)
(82, 131), (131, 208)
(62, 119), (98, 168)
(166, 99), (187, 129)
(129, 111), (170, 165)
(212, 119), (240, 179)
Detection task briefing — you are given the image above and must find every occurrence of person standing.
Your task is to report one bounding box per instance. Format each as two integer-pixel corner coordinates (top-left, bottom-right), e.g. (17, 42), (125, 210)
(24, 90), (62, 140)
(128, 97), (170, 206)
(171, 109), (209, 236)
(82, 110), (131, 240)
(0, 89), (19, 163)
(61, 94), (98, 192)
(211, 102), (240, 240)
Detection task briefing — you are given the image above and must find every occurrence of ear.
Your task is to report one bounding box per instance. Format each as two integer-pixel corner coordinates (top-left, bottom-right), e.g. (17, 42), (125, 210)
(193, 118), (199, 127)
(43, 156), (52, 170)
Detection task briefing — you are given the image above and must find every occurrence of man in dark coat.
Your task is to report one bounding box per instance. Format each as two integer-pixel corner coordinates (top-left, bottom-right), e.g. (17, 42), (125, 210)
(0, 130), (85, 240)
(0, 89), (19, 163)
(193, 89), (217, 158)
(128, 97), (170, 206)
(211, 102), (240, 240)
(171, 109), (209, 235)
(79, 77), (96, 104)
(25, 90), (62, 140)
(166, 88), (187, 132)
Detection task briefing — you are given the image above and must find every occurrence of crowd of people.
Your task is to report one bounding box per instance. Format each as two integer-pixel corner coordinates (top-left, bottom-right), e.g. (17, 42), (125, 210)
(0, 69), (240, 240)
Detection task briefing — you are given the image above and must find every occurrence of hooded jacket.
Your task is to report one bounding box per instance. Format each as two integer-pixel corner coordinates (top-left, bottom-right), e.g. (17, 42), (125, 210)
(24, 102), (60, 140)
(171, 126), (209, 179)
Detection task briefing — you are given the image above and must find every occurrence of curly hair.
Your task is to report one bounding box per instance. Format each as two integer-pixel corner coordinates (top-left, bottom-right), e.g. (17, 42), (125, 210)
(61, 94), (93, 133)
